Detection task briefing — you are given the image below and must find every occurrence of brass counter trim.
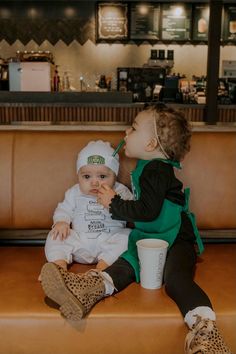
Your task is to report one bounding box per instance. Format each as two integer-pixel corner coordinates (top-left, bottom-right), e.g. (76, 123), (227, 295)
(0, 123), (236, 132)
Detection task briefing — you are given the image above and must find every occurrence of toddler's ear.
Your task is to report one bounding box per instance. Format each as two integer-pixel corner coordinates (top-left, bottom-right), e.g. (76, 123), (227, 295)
(146, 137), (158, 152)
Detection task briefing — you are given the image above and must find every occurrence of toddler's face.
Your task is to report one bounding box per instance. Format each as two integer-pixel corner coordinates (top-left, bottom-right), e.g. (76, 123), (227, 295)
(78, 165), (116, 197)
(124, 110), (154, 159)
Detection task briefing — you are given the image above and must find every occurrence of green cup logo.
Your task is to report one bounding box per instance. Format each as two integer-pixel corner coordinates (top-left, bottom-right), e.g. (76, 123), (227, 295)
(87, 155), (105, 165)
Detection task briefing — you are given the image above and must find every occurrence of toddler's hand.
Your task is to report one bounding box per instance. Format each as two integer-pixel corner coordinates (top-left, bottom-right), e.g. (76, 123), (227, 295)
(97, 184), (116, 209)
(51, 221), (70, 241)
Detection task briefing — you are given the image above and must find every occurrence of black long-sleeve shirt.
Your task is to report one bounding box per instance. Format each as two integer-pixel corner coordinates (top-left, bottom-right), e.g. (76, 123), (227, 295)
(110, 160), (185, 223)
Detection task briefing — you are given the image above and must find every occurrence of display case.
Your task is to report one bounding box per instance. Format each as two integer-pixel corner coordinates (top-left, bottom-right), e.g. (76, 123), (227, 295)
(117, 67), (166, 102)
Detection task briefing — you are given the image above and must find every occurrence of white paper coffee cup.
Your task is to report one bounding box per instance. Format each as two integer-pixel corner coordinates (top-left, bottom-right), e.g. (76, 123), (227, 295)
(137, 238), (169, 290)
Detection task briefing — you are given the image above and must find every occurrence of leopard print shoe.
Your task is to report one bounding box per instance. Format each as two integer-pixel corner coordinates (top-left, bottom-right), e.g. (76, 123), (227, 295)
(185, 316), (232, 354)
(41, 263), (105, 321)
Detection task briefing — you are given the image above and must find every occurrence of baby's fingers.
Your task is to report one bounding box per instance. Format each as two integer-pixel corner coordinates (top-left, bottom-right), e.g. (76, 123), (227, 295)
(61, 228), (70, 240)
(99, 184), (111, 195)
(51, 229), (59, 240)
(101, 184), (111, 191)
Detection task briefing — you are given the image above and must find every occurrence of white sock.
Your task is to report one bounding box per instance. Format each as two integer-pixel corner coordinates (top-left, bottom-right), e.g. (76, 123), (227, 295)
(184, 306), (216, 329)
(101, 271), (115, 295)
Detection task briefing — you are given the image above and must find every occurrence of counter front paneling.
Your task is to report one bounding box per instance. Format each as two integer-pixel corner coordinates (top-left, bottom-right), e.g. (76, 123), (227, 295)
(0, 92), (235, 124)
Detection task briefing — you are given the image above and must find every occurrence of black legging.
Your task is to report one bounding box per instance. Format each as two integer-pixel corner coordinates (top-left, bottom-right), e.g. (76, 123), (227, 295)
(105, 213), (213, 317)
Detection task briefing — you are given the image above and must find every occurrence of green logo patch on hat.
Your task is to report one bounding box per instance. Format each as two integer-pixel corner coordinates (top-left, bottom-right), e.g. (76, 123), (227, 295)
(87, 155), (105, 165)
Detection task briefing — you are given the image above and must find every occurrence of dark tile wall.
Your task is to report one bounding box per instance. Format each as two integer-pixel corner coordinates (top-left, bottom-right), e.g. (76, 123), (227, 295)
(0, 1), (96, 45)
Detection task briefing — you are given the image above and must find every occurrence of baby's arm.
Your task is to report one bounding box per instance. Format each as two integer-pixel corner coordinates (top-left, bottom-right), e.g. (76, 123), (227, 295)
(52, 185), (77, 239)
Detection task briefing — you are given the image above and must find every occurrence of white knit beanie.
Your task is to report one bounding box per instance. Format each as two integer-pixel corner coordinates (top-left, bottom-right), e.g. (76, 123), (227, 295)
(76, 140), (119, 175)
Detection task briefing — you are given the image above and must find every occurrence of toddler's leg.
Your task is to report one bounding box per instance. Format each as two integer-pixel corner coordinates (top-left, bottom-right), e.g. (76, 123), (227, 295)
(105, 257), (136, 292)
(164, 235), (213, 318)
(165, 214), (231, 353)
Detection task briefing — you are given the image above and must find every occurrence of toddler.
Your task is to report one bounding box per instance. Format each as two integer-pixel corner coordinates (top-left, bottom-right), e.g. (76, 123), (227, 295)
(41, 105), (231, 354)
(44, 140), (132, 271)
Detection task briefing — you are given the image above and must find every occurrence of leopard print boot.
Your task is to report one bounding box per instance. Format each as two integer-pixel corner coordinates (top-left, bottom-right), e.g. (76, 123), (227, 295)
(41, 263), (105, 321)
(185, 316), (232, 354)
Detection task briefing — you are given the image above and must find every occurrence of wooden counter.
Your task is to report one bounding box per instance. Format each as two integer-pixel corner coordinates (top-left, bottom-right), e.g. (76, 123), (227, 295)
(0, 92), (235, 124)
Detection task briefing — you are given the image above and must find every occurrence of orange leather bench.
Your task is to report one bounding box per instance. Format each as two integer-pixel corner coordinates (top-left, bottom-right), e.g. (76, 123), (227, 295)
(0, 126), (236, 354)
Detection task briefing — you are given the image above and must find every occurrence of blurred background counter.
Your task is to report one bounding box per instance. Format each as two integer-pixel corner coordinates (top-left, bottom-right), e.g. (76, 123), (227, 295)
(0, 91), (235, 125)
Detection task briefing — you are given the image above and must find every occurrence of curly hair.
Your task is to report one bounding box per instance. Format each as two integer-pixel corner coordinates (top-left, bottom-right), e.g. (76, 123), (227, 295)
(144, 103), (192, 161)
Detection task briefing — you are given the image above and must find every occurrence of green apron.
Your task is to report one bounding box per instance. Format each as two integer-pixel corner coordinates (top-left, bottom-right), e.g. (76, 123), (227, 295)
(121, 159), (204, 282)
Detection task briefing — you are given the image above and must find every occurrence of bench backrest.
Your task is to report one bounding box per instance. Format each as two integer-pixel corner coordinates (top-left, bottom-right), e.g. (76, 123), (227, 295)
(0, 130), (235, 232)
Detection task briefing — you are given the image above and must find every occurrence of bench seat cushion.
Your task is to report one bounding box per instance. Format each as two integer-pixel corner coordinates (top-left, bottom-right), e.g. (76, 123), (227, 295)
(0, 244), (236, 354)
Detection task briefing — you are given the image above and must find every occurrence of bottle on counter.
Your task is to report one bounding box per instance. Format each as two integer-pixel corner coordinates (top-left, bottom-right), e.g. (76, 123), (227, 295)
(106, 76), (112, 91)
(98, 75), (107, 89)
(62, 71), (70, 91)
(145, 85), (152, 101)
(53, 66), (60, 92)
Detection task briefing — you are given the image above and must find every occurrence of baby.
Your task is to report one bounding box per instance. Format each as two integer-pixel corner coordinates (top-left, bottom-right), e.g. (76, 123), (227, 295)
(44, 140), (132, 271)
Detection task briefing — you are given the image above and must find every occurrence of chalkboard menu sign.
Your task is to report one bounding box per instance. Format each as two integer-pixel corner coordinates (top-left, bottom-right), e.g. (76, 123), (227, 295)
(192, 4), (209, 41)
(130, 3), (160, 40)
(95, 2), (236, 44)
(161, 3), (191, 41)
(97, 2), (128, 40)
(222, 5), (236, 41)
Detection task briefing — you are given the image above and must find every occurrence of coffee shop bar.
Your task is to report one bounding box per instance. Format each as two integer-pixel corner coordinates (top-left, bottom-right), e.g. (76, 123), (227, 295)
(0, 0), (236, 124)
